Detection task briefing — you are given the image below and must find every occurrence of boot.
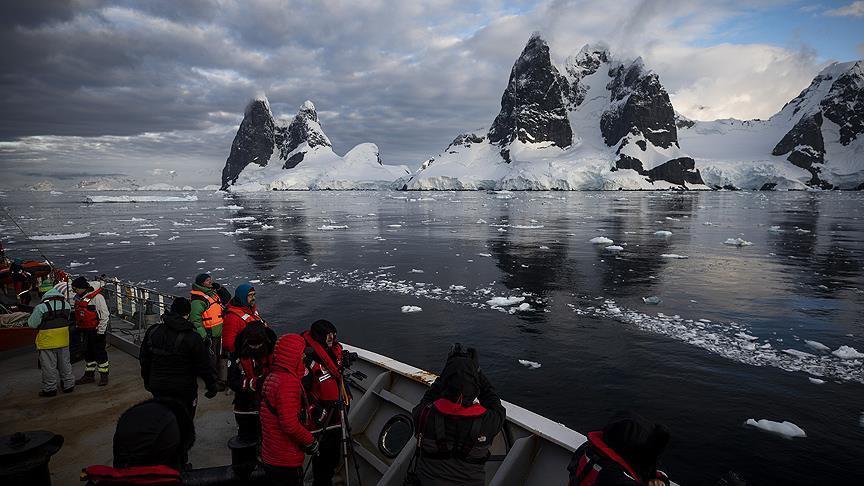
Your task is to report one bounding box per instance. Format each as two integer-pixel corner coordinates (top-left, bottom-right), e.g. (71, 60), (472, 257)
(76, 370), (95, 385)
(38, 390), (57, 398)
(98, 373), (109, 387)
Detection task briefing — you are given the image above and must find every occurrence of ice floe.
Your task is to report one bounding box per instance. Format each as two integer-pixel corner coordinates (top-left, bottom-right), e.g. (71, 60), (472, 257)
(299, 276), (322, 283)
(642, 296), (662, 305)
(724, 238), (753, 247)
(518, 360), (542, 369)
(30, 232), (90, 241)
(808, 377), (825, 385)
(745, 419), (806, 439)
(589, 236), (613, 244)
(401, 305), (422, 313)
(832, 345), (864, 359)
(804, 340), (830, 352)
(174, 282), (187, 287)
(487, 296), (526, 307)
(215, 205), (244, 210)
(605, 245), (623, 252)
(318, 225), (348, 230)
(654, 230), (673, 237)
(660, 253), (689, 259)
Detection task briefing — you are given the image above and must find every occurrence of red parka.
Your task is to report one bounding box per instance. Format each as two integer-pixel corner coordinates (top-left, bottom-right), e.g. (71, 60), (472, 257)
(260, 334), (314, 467)
(301, 330), (344, 402)
(222, 303), (261, 354)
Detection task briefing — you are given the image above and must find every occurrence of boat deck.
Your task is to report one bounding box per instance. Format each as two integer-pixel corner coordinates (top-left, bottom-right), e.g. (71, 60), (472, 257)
(0, 345), (237, 485)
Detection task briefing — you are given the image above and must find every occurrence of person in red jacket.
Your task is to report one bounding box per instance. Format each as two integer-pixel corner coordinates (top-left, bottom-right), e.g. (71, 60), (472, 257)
(260, 333), (319, 485)
(301, 319), (346, 486)
(222, 283), (263, 356)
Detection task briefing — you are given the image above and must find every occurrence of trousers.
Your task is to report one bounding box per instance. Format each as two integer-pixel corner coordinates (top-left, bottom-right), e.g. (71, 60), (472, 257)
(39, 347), (74, 392)
(82, 330), (109, 373)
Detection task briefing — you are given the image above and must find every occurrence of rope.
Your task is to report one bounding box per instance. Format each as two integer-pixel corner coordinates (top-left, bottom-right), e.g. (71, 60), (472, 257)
(1, 206), (56, 268)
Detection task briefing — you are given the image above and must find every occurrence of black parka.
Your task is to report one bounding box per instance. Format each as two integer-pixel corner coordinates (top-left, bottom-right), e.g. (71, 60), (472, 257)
(140, 311), (218, 398)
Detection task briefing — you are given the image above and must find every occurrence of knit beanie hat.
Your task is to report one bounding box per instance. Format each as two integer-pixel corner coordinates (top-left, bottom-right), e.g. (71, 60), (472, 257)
(310, 319), (337, 345)
(171, 297), (192, 316)
(194, 273), (211, 286)
(71, 276), (91, 290)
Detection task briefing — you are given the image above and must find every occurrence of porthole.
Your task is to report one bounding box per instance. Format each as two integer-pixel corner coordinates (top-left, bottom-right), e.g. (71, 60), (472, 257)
(378, 414), (414, 459)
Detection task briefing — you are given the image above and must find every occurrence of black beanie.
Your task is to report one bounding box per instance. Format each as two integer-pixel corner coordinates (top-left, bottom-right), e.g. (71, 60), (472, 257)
(310, 319), (337, 344)
(71, 276), (91, 290)
(195, 273), (211, 286)
(171, 297), (192, 316)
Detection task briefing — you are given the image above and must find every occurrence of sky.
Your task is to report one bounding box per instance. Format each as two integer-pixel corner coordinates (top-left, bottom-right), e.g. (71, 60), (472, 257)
(0, 0), (862, 188)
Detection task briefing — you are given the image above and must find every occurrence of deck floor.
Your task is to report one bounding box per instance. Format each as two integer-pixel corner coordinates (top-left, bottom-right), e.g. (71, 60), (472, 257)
(0, 345), (237, 486)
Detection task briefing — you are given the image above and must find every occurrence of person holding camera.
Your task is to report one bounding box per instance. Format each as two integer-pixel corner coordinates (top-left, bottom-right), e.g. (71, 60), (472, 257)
(301, 319), (347, 486)
(260, 333), (319, 486)
(409, 344), (506, 486)
(227, 319), (277, 443)
(139, 297), (219, 419)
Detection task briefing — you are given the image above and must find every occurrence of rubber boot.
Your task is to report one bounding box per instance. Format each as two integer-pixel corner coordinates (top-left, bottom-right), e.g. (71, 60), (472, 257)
(98, 372), (109, 387)
(76, 370), (95, 385)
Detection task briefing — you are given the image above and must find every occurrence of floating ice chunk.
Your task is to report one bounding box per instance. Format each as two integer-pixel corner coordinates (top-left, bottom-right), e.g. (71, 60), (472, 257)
(516, 303), (533, 311)
(478, 253), (492, 257)
(476, 219), (487, 224)
(69, 261), (89, 268)
(768, 226), (784, 233)
(215, 205), (244, 210)
(299, 276), (322, 283)
(401, 305), (422, 313)
(174, 282), (187, 288)
(30, 232), (90, 241)
(808, 377), (825, 385)
(378, 265), (395, 270)
(724, 238), (753, 247)
(745, 419), (806, 439)
(589, 237), (613, 245)
(388, 224), (402, 228)
(513, 225), (544, 229)
(795, 228), (811, 234)
(605, 245), (623, 252)
(660, 254), (689, 259)
(487, 296), (525, 307)
(196, 260), (206, 263)
(736, 332), (758, 341)
(642, 296), (661, 305)
(410, 269), (424, 273)
(539, 245), (550, 250)
(782, 349), (816, 359)
(261, 224), (275, 230)
(117, 217), (147, 222)
(804, 340), (830, 352)
(318, 225), (348, 230)
(654, 231), (672, 237)
(449, 285), (466, 291)
(193, 227), (224, 231)
(518, 359), (541, 369)
(98, 232), (119, 236)
(832, 345), (864, 359)
(497, 228), (507, 232)
(223, 216), (256, 222)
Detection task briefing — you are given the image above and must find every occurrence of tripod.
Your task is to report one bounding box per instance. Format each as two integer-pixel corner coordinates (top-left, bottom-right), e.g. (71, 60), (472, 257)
(338, 378), (363, 486)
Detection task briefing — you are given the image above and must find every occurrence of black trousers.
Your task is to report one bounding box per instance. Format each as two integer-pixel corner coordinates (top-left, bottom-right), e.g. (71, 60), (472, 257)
(263, 464), (303, 486)
(235, 412), (260, 443)
(81, 330), (108, 372)
(153, 392), (198, 419)
(312, 427), (343, 486)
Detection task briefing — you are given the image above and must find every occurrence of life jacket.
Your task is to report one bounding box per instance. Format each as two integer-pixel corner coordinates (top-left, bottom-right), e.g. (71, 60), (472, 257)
(190, 289), (223, 329)
(301, 331), (343, 403)
(419, 399), (491, 464)
(80, 464), (181, 485)
(39, 296), (71, 330)
(568, 431), (646, 486)
(225, 305), (260, 323)
(75, 288), (103, 330)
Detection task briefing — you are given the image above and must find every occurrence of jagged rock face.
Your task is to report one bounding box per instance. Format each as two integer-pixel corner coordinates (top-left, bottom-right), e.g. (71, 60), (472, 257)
(601, 61), (679, 149)
(221, 99), (276, 190)
(447, 132), (485, 152)
(275, 101), (332, 164)
(772, 112), (825, 176)
(487, 34), (573, 152)
(563, 46), (608, 109)
(821, 61), (863, 145)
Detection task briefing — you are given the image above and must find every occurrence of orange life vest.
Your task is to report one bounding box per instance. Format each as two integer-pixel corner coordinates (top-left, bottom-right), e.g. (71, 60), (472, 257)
(75, 288), (103, 330)
(190, 289), (223, 329)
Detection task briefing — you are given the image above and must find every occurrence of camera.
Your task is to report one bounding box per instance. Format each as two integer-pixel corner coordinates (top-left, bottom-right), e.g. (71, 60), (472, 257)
(342, 350), (359, 368)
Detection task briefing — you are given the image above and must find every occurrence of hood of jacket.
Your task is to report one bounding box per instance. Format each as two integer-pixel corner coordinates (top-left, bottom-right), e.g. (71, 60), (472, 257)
(439, 355), (481, 406)
(233, 283), (255, 308)
(162, 311), (195, 332)
(272, 334), (307, 378)
(40, 287), (71, 309)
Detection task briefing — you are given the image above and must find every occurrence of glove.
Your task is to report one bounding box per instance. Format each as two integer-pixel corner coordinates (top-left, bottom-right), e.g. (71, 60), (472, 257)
(205, 386), (218, 399)
(304, 440), (320, 456)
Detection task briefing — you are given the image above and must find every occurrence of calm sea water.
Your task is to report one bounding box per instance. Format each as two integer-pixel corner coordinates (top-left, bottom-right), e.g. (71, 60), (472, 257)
(2, 189), (863, 485)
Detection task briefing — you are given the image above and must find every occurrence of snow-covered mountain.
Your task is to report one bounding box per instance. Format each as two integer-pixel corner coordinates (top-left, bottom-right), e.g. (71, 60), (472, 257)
(221, 98), (409, 191)
(400, 34), (706, 190)
(680, 60), (864, 190)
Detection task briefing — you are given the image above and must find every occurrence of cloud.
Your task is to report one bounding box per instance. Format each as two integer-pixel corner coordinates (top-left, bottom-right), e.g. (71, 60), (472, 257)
(0, 0), (837, 188)
(825, 1), (864, 17)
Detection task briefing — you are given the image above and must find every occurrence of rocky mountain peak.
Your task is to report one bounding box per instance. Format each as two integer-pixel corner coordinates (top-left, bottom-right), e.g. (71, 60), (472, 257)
(487, 32), (573, 156)
(275, 100), (333, 169)
(220, 97), (276, 189)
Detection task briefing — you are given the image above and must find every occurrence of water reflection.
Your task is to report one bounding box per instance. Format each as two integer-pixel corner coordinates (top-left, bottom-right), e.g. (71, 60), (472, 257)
(228, 195), (312, 270)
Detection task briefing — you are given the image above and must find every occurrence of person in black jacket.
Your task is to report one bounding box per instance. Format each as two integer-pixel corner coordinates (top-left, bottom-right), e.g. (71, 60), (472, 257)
(410, 344), (506, 486)
(567, 411), (671, 486)
(113, 397), (195, 471)
(140, 297), (218, 418)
